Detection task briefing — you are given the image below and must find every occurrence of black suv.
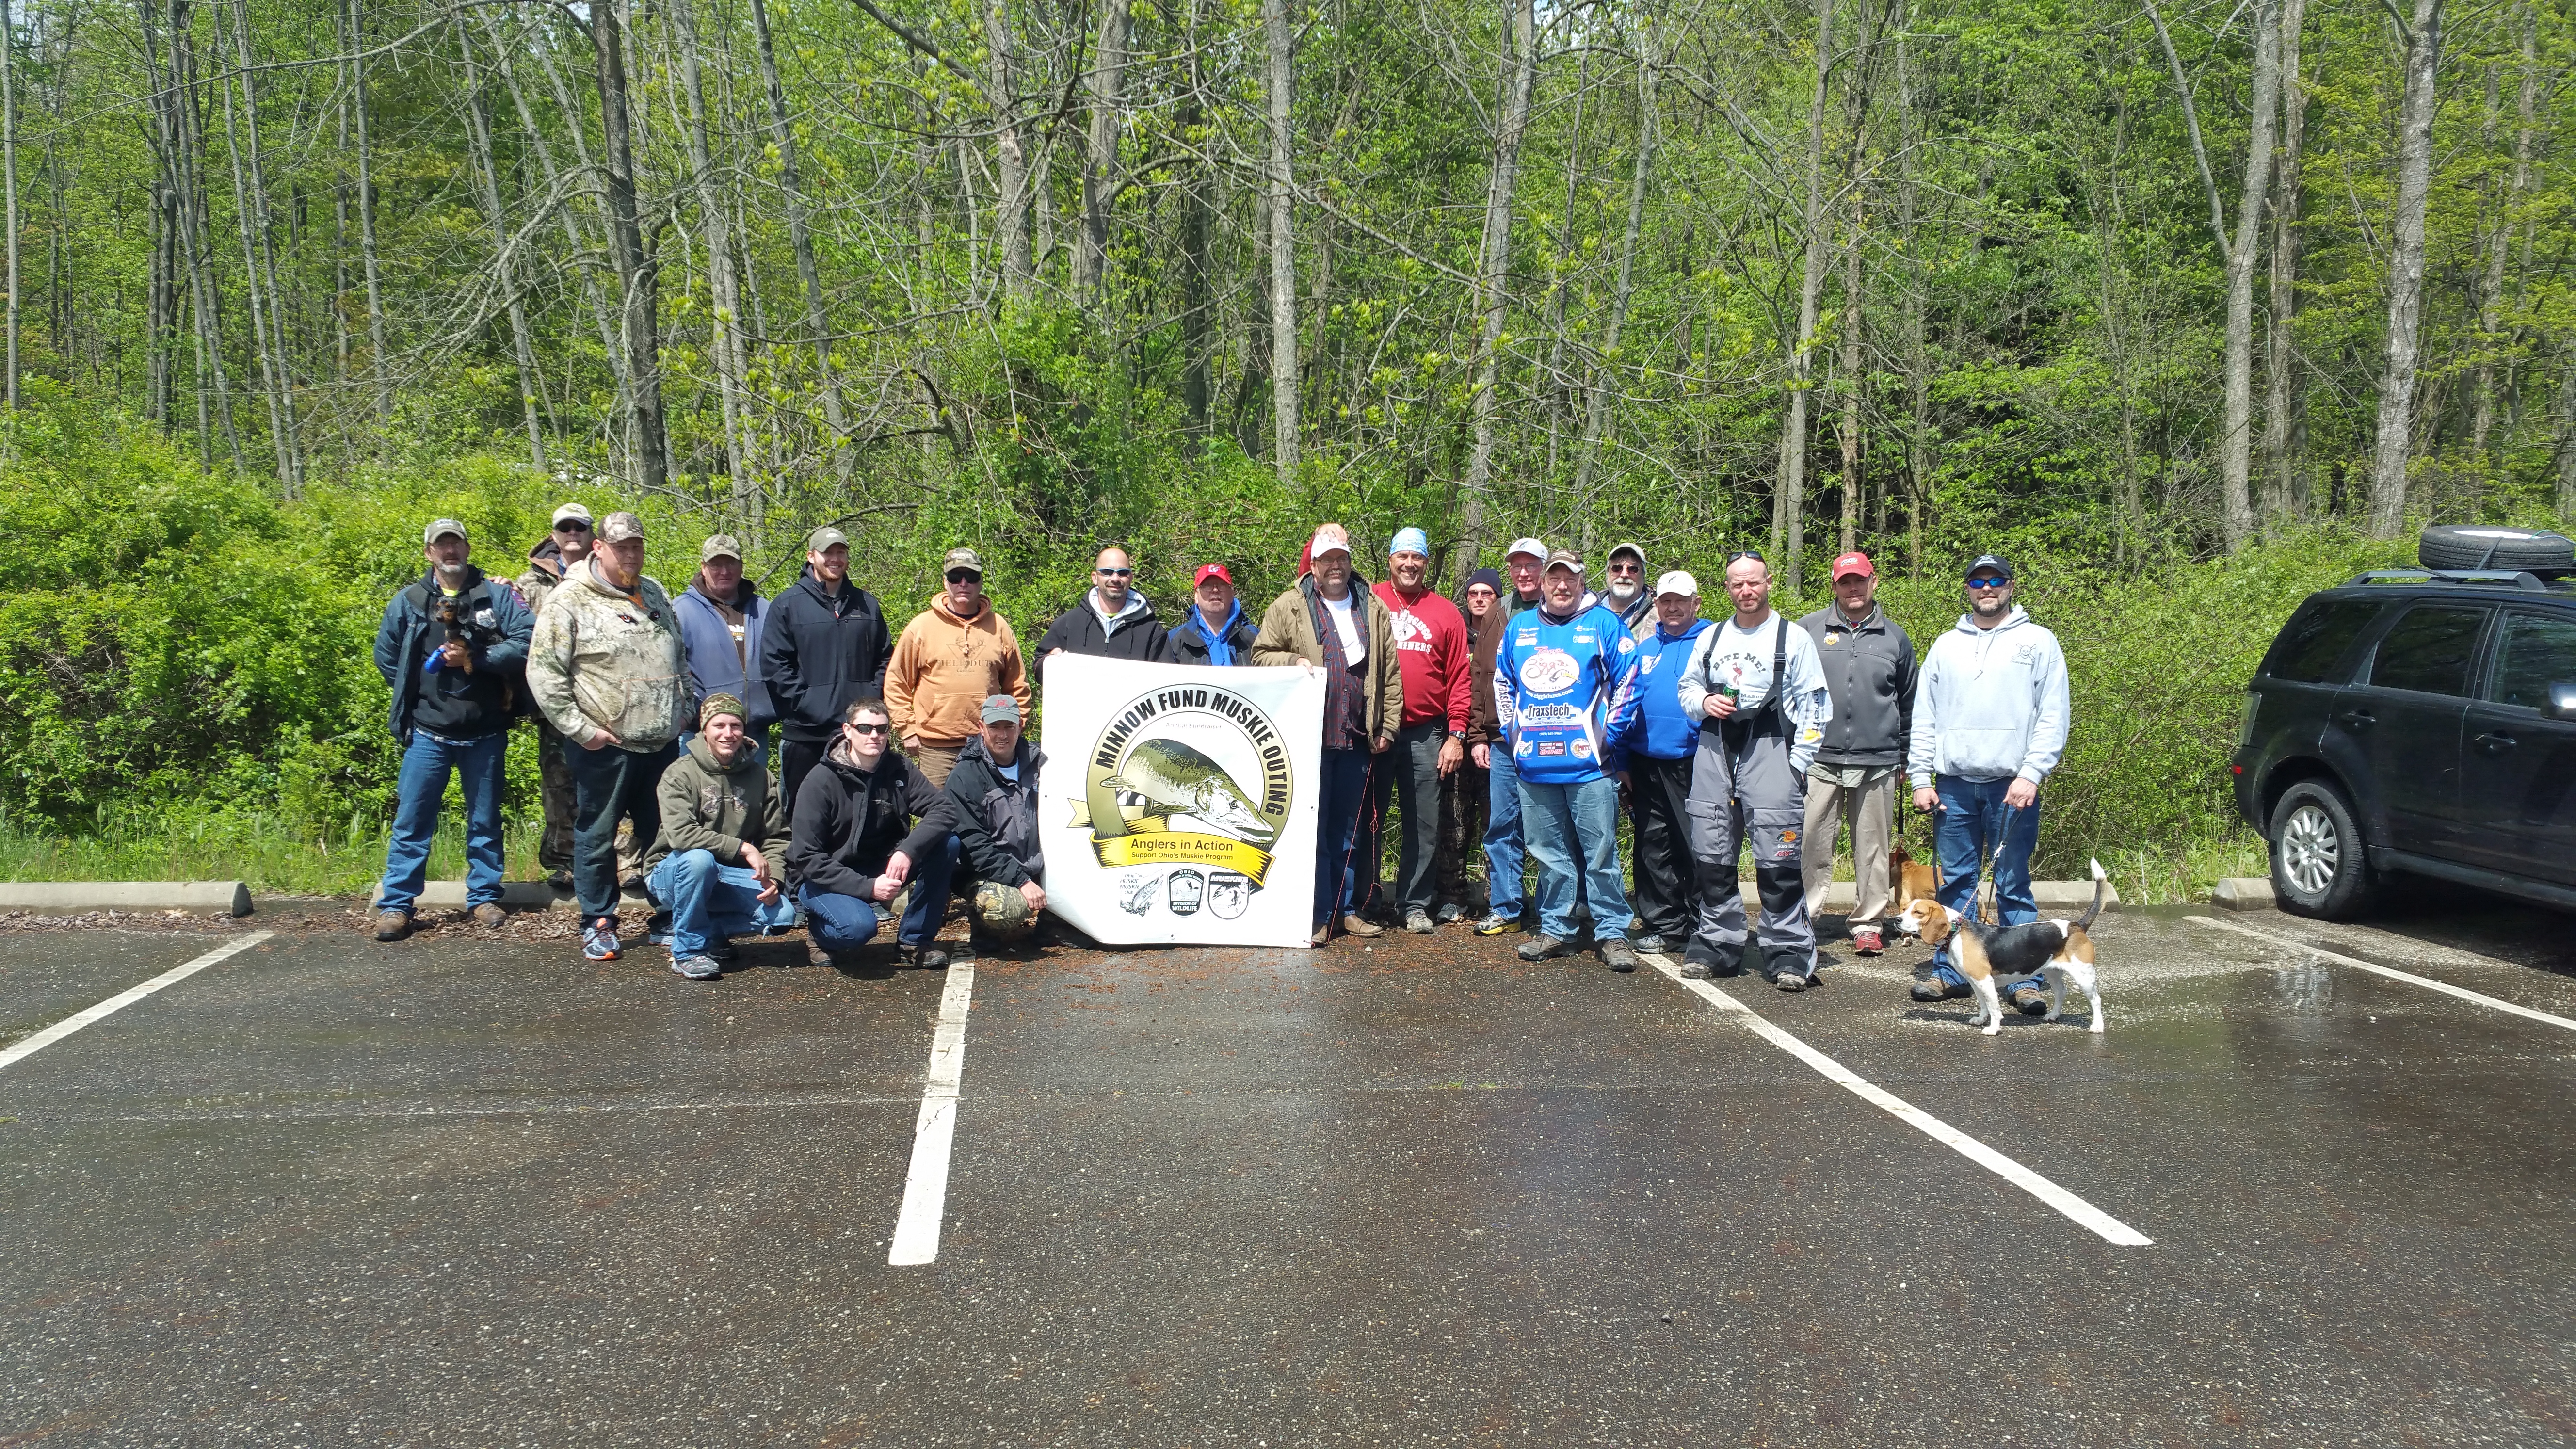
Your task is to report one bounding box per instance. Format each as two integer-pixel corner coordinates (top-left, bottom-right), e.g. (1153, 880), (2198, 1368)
(2233, 526), (2576, 918)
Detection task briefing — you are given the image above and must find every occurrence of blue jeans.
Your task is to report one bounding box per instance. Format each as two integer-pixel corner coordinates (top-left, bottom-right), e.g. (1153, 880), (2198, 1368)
(798, 834), (958, 954)
(1312, 747), (1374, 928)
(647, 849), (794, 958)
(377, 729), (509, 915)
(564, 738), (678, 920)
(1519, 774), (1634, 943)
(1929, 774), (2044, 993)
(1482, 748), (1526, 918)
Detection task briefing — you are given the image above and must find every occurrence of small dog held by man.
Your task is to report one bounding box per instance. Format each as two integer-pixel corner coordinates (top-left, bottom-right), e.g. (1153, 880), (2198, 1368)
(1895, 859), (2111, 1035)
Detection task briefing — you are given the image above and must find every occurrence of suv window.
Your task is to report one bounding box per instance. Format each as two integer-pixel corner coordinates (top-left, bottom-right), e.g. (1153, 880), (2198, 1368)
(2487, 611), (2576, 709)
(2264, 599), (2381, 683)
(2367, 605), (2488, 696)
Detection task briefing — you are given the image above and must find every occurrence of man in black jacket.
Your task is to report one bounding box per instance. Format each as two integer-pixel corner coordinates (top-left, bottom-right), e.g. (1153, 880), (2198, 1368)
(789, 694), (958, 968)
(761, 526), (894, 812)
(1168, 563), (1258, 665)
(946, 694), (1046, 950)
(1037, 547), (1174, 662)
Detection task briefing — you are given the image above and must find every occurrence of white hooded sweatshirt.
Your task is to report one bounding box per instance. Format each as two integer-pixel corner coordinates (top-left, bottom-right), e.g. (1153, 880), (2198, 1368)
(1905, 606), (2070, 788)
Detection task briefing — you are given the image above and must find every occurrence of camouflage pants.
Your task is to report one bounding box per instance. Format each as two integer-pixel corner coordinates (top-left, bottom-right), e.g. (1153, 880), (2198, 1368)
(1436, 761), (1489, 909)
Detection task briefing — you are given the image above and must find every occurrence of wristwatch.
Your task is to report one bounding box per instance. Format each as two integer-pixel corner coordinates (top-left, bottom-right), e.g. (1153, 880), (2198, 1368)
(1449, 729), (1468, 742)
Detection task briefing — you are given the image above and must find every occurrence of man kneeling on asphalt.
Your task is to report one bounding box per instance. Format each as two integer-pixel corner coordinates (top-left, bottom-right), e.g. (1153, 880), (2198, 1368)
(789, 694), (959, 969)
(644, 693), (795, 979)
(945, 693), (1048, 954)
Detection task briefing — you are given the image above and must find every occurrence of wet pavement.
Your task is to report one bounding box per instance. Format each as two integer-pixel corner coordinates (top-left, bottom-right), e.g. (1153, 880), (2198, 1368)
(2, 902), (2572, 1445)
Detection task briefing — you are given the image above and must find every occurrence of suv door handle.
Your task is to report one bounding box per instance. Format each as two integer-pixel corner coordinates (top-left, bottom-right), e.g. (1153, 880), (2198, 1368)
(2475, 731), (2518, 754)
(2336, 709), (2375, 729)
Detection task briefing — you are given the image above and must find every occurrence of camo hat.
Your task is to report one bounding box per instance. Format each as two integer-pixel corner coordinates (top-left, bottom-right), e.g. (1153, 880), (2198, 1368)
(970, 879), (1038, 941)
(699, 692), (748, 727)
(422, 518), (468, 546)
(598, 511), (646, 544)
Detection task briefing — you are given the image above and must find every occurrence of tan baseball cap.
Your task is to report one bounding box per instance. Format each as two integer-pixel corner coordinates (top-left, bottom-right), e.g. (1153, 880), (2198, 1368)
(550, 502), (594, 527)
(809, 526), (849, 553)
(1544, 547), (1583, 575)
(422, 518), (468, 546)
(701, 534), (742, 564)
(598, 511), (646, 544)
(1308, 523), (1353, 559)
(943, 547), (986, 575)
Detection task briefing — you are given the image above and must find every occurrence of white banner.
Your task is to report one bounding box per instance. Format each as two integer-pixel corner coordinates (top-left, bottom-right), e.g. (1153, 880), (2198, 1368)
(1038, 654), (1322, 947)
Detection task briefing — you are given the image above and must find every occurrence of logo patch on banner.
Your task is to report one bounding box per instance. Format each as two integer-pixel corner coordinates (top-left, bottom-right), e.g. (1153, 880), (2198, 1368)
(1069, 684), (1295, 886)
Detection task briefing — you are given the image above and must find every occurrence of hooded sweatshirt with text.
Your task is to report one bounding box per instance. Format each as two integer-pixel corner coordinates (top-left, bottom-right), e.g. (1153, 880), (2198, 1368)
(1905, 606), (2070, 788)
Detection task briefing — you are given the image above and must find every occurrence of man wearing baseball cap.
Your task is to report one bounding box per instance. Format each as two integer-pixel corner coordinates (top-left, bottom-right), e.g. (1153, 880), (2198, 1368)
(1468, 537), (1550, 935)
(1170, 563), (1258, 665)
(1611, 570), (1713, 955)
(674, 533), (775, 752)
(517, 501), (598, 889)
(1907, 552), (2070, 1013)
(371, 518), (533, 941)
(887, 546), (1031, 787)
(1355, 526), (1472, 934)
(641, 692), (797, 979)
(945, 692), (1049, 954)
(759, 524), (893, 812)
(1796, 551), (1919, 955)
(1252, 523), (1403, 943)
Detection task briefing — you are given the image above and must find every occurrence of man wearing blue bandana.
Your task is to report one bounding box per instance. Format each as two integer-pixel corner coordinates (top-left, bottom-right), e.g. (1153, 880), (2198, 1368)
(1169, 563), (1258, 665)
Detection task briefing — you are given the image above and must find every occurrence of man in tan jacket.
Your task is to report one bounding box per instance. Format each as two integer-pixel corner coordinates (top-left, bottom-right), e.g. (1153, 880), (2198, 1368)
(1252, 523), (1402, 943)
(886, 547), (1032, 787)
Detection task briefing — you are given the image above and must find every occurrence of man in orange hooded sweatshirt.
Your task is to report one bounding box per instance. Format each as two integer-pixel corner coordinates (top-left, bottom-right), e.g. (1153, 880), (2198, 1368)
(886, 547), (1034, 787)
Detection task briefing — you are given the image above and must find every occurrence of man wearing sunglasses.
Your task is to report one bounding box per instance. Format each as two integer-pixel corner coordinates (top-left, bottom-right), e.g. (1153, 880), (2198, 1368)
(887, 547), (1032, 787)
(517, 502), (606, 890)
(1036, 547), (1175, 662)
(1599, 542), (1655, 640)
(789, 695), (960, 970)
(1906, 553), (2071, 1013)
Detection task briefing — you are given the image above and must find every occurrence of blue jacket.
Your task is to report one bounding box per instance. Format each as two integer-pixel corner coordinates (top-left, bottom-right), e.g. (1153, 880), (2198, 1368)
(1616, 617), (1712, 761)
(372, 565), (533, 744)
(675, 581), (774, 728)
(1493, 601), (1640, 784)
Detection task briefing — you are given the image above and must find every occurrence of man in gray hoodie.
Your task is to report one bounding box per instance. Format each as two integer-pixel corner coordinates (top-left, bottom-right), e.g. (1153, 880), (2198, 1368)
(1796, 551), (1917, 955)
(1906, 553), (2071, 1011)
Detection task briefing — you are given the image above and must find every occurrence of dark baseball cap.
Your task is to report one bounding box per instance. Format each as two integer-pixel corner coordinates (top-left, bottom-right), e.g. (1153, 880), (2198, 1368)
(1964, 553), (2014, 582)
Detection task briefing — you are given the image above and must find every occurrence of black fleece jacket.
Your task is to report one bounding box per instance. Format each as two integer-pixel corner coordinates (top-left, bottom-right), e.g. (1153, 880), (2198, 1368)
(761, 567), (893, 741)
(789, 740), (957, 902)
(1034, 593), (1175, 662)
(944, 734), (1044, 887)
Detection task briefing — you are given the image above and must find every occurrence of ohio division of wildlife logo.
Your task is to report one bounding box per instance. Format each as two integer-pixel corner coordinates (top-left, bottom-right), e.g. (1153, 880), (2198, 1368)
(1072, 683), (1292, 888)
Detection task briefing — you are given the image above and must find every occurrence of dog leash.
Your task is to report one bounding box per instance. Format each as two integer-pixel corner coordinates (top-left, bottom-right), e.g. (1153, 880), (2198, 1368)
(1975, 802), (2019, 925)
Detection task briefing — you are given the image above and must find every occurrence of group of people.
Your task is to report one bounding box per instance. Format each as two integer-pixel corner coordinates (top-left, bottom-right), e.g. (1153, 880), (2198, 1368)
(371, 506), (2072, 1009)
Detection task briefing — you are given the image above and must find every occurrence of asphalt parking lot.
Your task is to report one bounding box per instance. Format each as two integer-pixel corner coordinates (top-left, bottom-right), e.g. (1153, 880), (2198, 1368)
(2, 900), (2572, 1446)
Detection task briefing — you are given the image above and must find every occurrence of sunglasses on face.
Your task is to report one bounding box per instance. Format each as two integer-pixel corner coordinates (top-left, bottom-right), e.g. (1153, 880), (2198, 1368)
(844, 721), (891, 736)
(555, 521), (591, 534)
(1610, 562), (1641, 575)
(1966, 576), (2009, 590)
(1096, 567), (1133, 578)
(946, 570), (982, 585)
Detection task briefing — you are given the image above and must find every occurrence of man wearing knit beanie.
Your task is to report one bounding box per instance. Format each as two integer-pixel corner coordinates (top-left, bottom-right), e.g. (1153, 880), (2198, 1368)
(641, 692), (796, 978)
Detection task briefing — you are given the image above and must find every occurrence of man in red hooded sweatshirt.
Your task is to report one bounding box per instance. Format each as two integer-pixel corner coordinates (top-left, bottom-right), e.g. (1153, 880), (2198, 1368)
(1357, 526), (1473, 934)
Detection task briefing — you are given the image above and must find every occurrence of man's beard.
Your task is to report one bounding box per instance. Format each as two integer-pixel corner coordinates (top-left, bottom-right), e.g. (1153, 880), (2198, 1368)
(435, 562), (471, 588)
(1607, 579), (1642, 603)
(1974, 596), (2008, 617)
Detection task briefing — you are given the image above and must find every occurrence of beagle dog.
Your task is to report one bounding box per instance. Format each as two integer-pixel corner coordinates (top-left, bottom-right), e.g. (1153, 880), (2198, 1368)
(1894, 859), (2110, 1035)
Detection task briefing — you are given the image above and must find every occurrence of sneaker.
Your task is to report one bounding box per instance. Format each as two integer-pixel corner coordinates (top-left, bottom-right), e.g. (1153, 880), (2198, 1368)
(469, 903), (506, 929)
(2012, 985), (2050, 1016)
(1341, 913), (1386, 938)
(1630, 933), (1667, 954)
(1516, 935), (1572, 962)
(1474, 912), (1519, 937)
(671, 953), (721, 980)
(1912, 979), (1971, 1002)
(1851, 925), (1884, 955)
(1435, 902), (1467, 925)
(905, 944), (951, 970)
(582, 920), (621, 961)
(1600, 938), (1640, 973)
(1404, 909), (1436, 935)
(1775, 969), (1813, 992)
(372, 909), (411, 943)
(1679, 960), (1713, 980)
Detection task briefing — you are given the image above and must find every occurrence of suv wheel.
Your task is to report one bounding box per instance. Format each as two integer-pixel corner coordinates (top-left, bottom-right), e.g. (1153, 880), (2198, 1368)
(2269, 781), (2372, 920)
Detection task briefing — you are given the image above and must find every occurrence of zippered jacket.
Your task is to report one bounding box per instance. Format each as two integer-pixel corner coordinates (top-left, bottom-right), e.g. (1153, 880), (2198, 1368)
(945, 733), (1044, 887)
(1613, 617), (1713, 761)
(1036, 590), (1175, 661)
(376, 566), (532, 744)
(760, 567), (893, 742)
(1250, 575), (1404, 745)
(1169, 601), (1258, 666)
(1795, 603), (1917, 769)
(525, 558), (688, 752)
(675, 582), (773, 730)
(1493, 601), (1640, 784)
(1905, 607), (2070, 788)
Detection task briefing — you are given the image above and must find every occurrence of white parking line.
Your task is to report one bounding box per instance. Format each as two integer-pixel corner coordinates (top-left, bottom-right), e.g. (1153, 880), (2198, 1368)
(2184, 915), (2576, 1032)
(1641, 953), (2153, 1247)
(0, 932), (275, 1073)
(889, 963), (977, 1266)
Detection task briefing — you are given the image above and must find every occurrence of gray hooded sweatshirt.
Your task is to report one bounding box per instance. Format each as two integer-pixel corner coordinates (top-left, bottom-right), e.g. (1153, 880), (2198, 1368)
(1905, 606), (2070, 788)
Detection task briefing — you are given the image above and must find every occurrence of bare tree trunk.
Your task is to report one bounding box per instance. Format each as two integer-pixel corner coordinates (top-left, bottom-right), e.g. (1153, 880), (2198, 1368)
(745, 0), (851, 473)
(985, 0), (1031, 299)
(1569, 23), (1659, 501)
(1177, 17), (1213, 435)
(1540, 47), (1592, 475)
(593, 0), (669, 491)
(217, 0), (301, 492)
(1898, 27), (1930, 574)
(1777, 0), (1833, 591)
(1073, 0), (1127, 305)
(2259, 0), (2307, 522)
(673, 0), (749, 490)
(2468, 0), (2533, 468)
(455, 17), (547, 472)
(2559, 339), (2576, 521)
(139, 0), (185, 429)
(1263, 0), (1300, 481)
(2368, 0), (2443, 539)
(1455, 0), (1536, 571)
(348, 0), (389, 444)
(161, 0), (240, 467)
(1, 0), (19, 410)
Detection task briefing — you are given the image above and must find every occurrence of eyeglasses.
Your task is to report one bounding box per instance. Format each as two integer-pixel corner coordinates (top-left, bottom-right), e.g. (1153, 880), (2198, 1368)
(554, 521), (591, 534)
(946, 570), (982, 585)
(1609, 562), (1641, 576)
(1966, 576), (2009, 590)
(1096, 567), (1133, 578)
(844, 721), (891, 736)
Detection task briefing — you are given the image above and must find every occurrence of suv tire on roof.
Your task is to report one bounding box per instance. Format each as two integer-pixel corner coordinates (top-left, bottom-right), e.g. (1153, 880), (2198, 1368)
(2415, 524), (2576, 574)
(2269, 780), (2373, 920)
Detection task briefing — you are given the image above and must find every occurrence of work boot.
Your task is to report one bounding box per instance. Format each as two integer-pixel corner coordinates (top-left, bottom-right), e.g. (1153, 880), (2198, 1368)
(1404, 909), (1436, 935)
(373, 910), (411, 943)
(1435, 902), (1467, 925)
(469, 903), (506, 929)
(1311, 923), (1331, 946)
(1341, 913), (1386, 938)
(1912, 978), (1970, 1002)
(1516, 935), (1572, 962)
(1775, 969), (1813, 992)
(545, 868), (574, 892)
(1600, 938), (1641, 973)
(1850, 924), (1884, 955)
(905, 944), (951, 971)
(2012, 984), (2050, 1015)
(1473, 911), (1519, 937)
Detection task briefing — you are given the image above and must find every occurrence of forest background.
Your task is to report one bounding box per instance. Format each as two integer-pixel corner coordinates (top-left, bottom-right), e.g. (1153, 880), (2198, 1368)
(0, 0), (2568, 898)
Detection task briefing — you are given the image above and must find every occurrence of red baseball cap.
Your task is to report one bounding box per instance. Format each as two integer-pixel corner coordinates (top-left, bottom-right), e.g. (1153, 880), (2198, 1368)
(1831, 551), (1875, 580)
(1194, 563), (1235, 587)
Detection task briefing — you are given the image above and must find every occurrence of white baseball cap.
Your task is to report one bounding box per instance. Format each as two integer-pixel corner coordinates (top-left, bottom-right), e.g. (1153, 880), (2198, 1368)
(1655, 570), (1698, 599)
(1505, 537), (1546, 562)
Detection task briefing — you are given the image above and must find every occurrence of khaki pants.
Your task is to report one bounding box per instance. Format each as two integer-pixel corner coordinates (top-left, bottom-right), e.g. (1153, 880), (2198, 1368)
(1802, 765), (1896, 926)
(906, 741), (963, 788)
